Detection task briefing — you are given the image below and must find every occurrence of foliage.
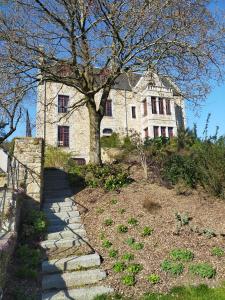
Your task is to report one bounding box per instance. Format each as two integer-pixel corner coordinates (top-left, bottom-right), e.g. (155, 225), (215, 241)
(142, 226), (153, 237)
(109, 249), (119, 258)
(44, 146), (71, 169)
(126, 237), (135, 246)
(15, 266), (38, 279)
(122, 253), (135, 261)
(121, 274), (136, 286)
(175, 212), (191, 226)
(111, 199), (118, 205)
(119, 208), (126, 214)
(104, 218), (113, 226)
(211, 247), (224, 258)
(189, 263), (216, 279)
(170, 249), (194, 262)
(101, 133), (121, 149)
(16, 244), (41, 268)
(21, 209), (47, 240)
(131, 242), (144, 251)
(113, 262), (126, 273)
(102, 239), (112, 248)
(147, 274), (160, 284)
(203, 228), (216, 239)
(126, 263), (143, 274)
(128, 218), (138, 226)
(161, 259), (184, 276)
(117, 225), (128, 233)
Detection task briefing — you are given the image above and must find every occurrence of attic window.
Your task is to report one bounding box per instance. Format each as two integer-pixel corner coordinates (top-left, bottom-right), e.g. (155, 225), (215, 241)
(103, 128), (113, 135)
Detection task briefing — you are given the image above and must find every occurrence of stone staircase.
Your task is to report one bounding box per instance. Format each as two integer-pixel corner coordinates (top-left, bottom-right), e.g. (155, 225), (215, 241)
(41, 169), (113, 300)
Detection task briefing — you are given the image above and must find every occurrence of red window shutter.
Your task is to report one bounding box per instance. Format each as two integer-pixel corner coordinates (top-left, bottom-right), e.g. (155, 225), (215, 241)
(151, 97), (157, 114)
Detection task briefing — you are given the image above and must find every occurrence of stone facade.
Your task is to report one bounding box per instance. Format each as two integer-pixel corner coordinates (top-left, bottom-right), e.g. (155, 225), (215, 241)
(36, 72), (185, 162)
(14, 138), (44, 205)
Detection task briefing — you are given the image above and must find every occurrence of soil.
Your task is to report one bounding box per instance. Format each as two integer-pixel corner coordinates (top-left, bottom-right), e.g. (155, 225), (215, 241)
(74, 168), (225, 298)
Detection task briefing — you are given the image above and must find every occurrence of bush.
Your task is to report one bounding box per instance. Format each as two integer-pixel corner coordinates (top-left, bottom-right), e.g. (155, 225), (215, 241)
(126, 263), (143, 274)
(147, 274), (160, 284)
(16, 244), (41, 268)
(121, 274), (135, 286)
(21, 210), (47, 240)
(161, 259), (184, 276)
(122, 253), (135, 261)
(211, 247), (224, 257)
(170, 249), (194, 262)
(113, 262), (126, 273)
(44, 146), (71, 169)
(109, 249), (119, 258)
(189, 263), (216, 278)
(101, 133), (121, 148)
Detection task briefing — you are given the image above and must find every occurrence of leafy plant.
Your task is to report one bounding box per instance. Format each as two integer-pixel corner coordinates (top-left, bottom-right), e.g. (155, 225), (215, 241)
(113, 261), (126, 273)
(15, 266), (38, 279)
(128, 218), (138, 226)
(121, 274), (136, 286)
(122, 253), (134, 261)
(117, 225), (128, 233)
(102, 239), (112, 248)
(211, 247), (224, 257)
(142, 226), (153, 237)
(111, 198), (118, 205)
(161, 259), (184, 276)
(109, 249), (119, 258)
(119, 208), (126, 214)
(104, 218), (113, 226)
(126, 237), (135, 246)
(147, 274), (160, 284)
(21, 210), (47, 240)
(175, 212), (191, 226)
(96, 208), (104, 214)
(126, 263), (143, 274)
(189, 263), (216, 278)
(170, 248), (194, 262)
(203, 228), (216, 239)
(16, 244), (41, 268)
(132, 242), (144, 251)
(99, 232), (105, 240)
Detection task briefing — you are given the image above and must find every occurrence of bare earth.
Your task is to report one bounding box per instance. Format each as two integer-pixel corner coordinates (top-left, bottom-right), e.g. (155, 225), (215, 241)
(74, 177), (225, 298)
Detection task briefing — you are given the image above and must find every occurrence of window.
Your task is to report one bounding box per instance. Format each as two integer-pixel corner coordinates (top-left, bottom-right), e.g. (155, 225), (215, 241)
(166, 99), (171, 115)
(143, 99), (147, 116)
(158, 98), (164, 114)
(151, 97), (157, 114)
(105, 99), (112, 117)
(161, 126), (166, 137)
(103, 128), (113, 135)
(168, 127), (173, 138)
(144, 127), (149, 138)
(131, 106), (136, 119)
(58, 95), (69, 113)
(58, 126), (69, 147)
(153, 126), (159, 138)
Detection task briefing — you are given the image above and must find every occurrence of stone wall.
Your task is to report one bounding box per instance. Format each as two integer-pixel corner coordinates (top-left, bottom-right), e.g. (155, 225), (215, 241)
(14, 138), (44, 206)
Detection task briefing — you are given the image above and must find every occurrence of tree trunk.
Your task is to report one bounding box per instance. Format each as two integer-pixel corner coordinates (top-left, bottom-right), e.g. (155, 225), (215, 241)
(87, 101), (102, 165)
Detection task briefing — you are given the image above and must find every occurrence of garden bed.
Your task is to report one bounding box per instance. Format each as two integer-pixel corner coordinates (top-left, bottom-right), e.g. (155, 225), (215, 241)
(74, 177), (225, 298)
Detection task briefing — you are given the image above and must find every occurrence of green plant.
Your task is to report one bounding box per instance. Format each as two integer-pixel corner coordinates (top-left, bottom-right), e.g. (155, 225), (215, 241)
(189, 263), (216, 278)
(21, 210), (47, 240)
(111, 198), (118, 204)
(119, 208), (126, 214)
(105, 172), (131, 191)
(211, 247), (224, 257)
(96, 208), (104, 214)
(16, 244), (41, 268)
(170, 248), (194, 262)
(104, 218), (113, 226)
(122, 253), (134, 261)
(117, 225), (128, 233)
(161, 259), (184, 276)
(132, 242), (144, 251)
(121, 274), (135, 286)
(101, 132), (121, 149)
(44, 146), (71, 169)
(99, 232), (105, 240)
(126, 237), (135, 246)
(113, 261), (126, 273)
(128, 218), (138, 226)
(175, 212), (191, 226)
(15, 265), (38, 279)
(142, 226), (153, 237)
(147, 274), (160, 284)
(126, 263), (143, 274)
(102, 239), (112, 248)
(203, 228), (216, 239)
(109, 249), (118, 258)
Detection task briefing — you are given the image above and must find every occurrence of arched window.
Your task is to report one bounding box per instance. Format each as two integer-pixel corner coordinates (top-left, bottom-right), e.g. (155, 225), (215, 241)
(103, 128), (113, 135)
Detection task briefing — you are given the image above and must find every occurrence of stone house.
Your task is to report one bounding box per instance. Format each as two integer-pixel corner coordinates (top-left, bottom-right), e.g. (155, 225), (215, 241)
(36, 72), (185, 163)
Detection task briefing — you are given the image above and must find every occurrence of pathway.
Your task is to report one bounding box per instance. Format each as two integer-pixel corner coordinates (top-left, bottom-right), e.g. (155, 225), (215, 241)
(41, 169), (113, 300)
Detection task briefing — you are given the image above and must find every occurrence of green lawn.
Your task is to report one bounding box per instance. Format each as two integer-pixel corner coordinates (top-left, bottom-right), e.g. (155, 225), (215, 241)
(94, 284), (225, 300)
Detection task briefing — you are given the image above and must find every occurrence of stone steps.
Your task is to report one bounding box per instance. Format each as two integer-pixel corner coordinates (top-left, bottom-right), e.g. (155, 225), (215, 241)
(44, 210), (80, 219)
(47, 222), (84, 233)
(43, 201), (75, 209)
(44, 206), (77, 213)
(42, 269), (107, 290)
(42, 285), (113, 300)
(46, 228), (86, 240)
(42, 253), (100, 274)
(44, 197), (74, 204)
(48, 216), (82, 226)
(41, 236), (88, 249)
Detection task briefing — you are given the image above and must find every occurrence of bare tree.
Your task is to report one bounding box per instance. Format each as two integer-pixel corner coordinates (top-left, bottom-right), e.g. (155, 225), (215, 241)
(0, 0), (224, 163)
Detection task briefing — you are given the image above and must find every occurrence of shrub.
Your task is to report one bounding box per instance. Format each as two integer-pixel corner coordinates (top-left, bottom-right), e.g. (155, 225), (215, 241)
(170, 249), (194, 262)
(104, 172), (131, 191)
(126, 263), (143, 274)
(189, 263), (216, 278)
(117, 225), (128, 233)
(109, 249), (119, 258)
(121, 274), (136, 286)
(147, 274), (160, 284)
(211, 247), (224, 257)
(16, 244), (41, 268)
(142, 226), (153, 237)
(104, 218), (113, 226)
(102, 239), (112, 248)
(44, 146), (71, 169)
(21, 210), (47, 240)
(128, 218), (138, 226)
(161, 259), (184, 276)
(113, 262), (126, 273)
(15, 266), (38, 279)
(101, 133), (121, 149)
(122, 253), (135, 261)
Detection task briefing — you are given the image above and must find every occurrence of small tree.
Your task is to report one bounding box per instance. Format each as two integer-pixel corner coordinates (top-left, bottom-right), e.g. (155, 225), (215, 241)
(0, 0), (224, 163)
